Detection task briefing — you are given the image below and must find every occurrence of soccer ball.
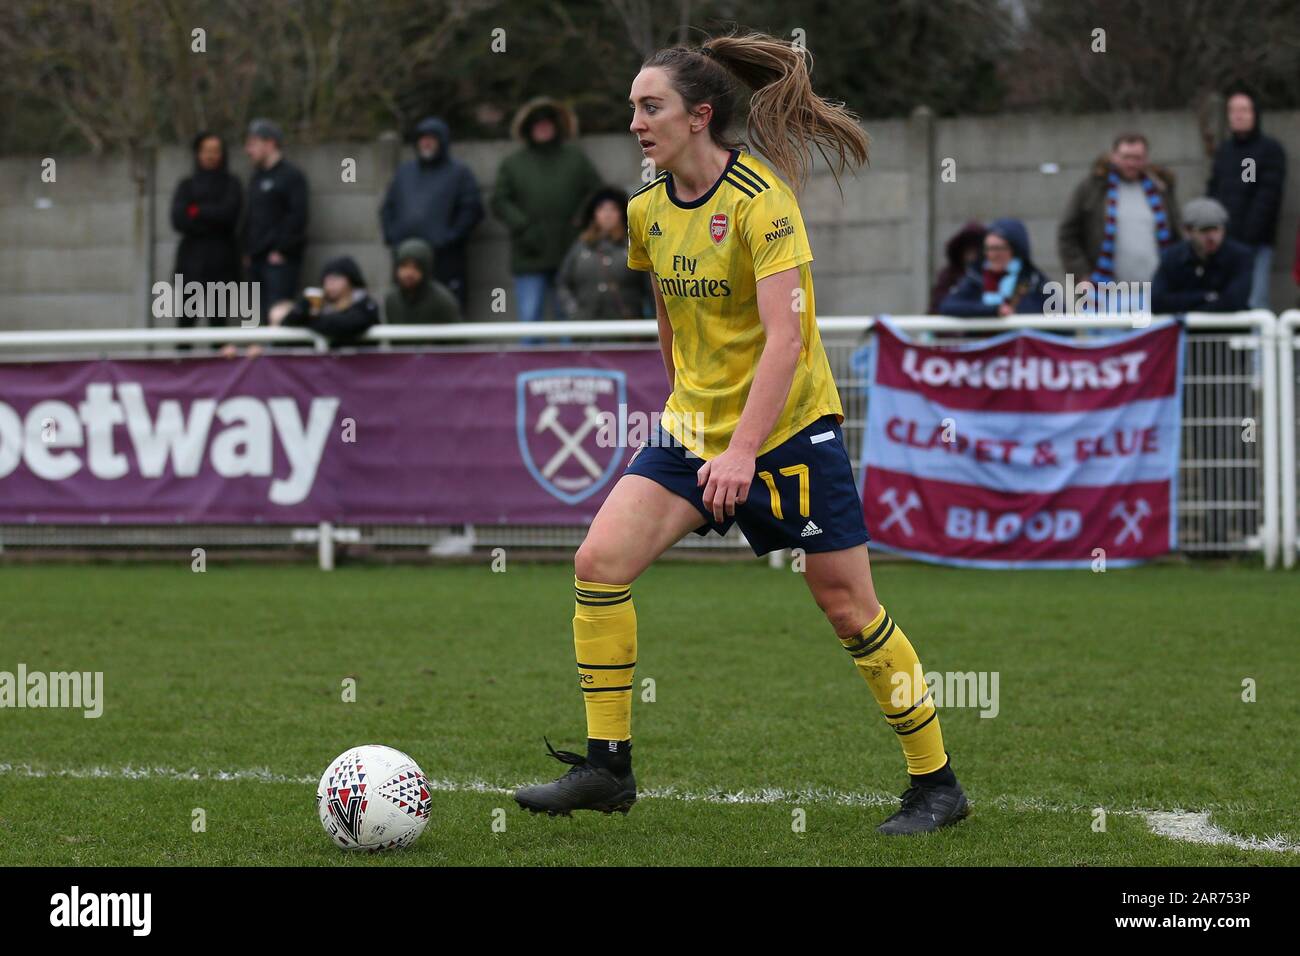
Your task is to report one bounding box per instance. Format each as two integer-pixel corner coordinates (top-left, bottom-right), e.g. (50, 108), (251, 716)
(316, 745), (431, 851)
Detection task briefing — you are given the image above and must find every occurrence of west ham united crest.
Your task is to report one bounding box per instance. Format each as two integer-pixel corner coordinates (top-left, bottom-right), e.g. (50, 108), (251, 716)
(516, 368), (626, 505)
(710, 212), (729, 244)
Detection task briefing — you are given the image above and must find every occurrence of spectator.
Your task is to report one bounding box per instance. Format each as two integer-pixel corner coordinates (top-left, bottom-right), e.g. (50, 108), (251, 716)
(170, 131), (242, 337)
(1058, 133), (1179, 298)
(274, 256), (379, 347)
(379, 116), (483, 310)
(929, 221), (986, 313)
(1151, 198), (1252, 314)
(938, 218), (1050, 317)
(1207, 90), (1287, 310)
(242, 118), (309, 319)
(556, 187), (652, 320)
(492, 96), (603, 325)
(383, 238), (460, 324)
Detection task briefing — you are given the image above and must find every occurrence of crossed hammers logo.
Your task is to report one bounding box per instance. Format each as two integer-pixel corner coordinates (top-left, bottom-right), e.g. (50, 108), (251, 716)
(534, 404), (605, 480)
(878, 486), (922, 536)
(1110, 498), (1151, 545)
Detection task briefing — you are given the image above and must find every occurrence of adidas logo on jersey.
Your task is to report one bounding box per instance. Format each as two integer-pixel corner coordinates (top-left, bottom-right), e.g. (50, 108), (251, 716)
(648, 221), (662, 237)
(800, 520), (822, 537)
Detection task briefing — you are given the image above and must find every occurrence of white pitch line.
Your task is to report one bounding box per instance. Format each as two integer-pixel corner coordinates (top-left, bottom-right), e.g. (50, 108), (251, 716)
(0, 763), (317, 784)
(1, 763), (1295, 854)
(1142, 810), (1300, 854)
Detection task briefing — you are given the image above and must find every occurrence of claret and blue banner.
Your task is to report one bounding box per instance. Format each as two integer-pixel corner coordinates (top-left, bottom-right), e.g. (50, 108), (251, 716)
(861, 318), (1184, 568)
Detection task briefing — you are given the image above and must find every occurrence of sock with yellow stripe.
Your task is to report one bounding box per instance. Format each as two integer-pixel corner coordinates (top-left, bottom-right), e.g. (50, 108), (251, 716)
(839, 605), (954, 784)
(573, 577), (636, 773)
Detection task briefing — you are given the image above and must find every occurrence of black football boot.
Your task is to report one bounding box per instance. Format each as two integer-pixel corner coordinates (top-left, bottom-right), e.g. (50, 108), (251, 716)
(876, 779), (970, 835)
(514, 739), (637, 817)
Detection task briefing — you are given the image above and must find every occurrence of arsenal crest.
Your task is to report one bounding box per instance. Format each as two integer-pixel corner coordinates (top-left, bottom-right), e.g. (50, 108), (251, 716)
(709, 212), (729, 245)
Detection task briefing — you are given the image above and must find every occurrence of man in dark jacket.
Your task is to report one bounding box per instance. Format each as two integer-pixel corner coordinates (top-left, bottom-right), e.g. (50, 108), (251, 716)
(170, 132), (242, 334)
(1207, 91), (1287, 310)
(492, 97), (603, 325)
(243, 118), (309, 319)
(384, 238), (460, 325)
(1058, 133), (1180, 297)
(379, 117), (483, 310)
(276, 256), (379, 348)
(1151, 198), (1252, 314)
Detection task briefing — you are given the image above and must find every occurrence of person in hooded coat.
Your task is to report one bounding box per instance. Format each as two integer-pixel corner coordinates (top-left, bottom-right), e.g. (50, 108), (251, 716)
(170, 132), (243, 329)
(1207, 90), (1287, 310)
(379, 116), (483, 309)
(383, 237), (461, 325)
(939, 218), (1051, 317)
(929, 221), (986, 314)
(492, 97), (603, 325)
(556, 187), (653, 321)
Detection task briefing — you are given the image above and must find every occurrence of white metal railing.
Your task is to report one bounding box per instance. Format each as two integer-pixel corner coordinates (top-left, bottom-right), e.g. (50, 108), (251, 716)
(0, 312), (1285, 569)
(0, 313), (1278, 348)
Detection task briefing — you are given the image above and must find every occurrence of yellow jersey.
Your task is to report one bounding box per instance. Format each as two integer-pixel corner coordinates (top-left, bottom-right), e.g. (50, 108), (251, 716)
(626, 148), (843, 459)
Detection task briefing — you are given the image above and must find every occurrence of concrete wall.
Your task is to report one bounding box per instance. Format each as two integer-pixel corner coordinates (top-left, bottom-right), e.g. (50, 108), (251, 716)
(0, 153), (146, 331)
(3, 108), (1298, 331)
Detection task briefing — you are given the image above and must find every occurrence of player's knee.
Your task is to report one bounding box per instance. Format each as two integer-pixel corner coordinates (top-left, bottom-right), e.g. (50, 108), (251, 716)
(816, 592), (868, 636)
(574, 540), (629, 586)
(824, 605), (863, 637)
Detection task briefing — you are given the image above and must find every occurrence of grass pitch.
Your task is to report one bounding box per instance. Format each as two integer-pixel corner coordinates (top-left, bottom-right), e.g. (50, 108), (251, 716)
(0, 560), (1296, 866)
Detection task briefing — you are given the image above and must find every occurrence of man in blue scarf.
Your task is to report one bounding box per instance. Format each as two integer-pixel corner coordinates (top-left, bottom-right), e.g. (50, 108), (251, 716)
(1058, 133), (1181, 304)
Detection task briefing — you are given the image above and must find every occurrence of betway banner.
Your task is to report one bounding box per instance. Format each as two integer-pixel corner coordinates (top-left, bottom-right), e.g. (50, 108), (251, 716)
(0, 351), (671, 524)
(862, 319), (1184, 568)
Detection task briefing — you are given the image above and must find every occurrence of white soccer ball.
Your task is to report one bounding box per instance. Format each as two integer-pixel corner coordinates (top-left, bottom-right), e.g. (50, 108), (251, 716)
(316, 745), (431, 851)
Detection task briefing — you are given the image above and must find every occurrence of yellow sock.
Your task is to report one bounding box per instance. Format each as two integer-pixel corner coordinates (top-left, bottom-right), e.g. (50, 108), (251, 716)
(839, 605), (948, 776)
(573, 577), (636, 743)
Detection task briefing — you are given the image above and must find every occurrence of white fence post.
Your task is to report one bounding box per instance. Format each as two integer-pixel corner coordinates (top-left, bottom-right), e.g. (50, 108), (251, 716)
(1280, 310), (1299, 570)
(1257, 310), (1280, 569)
(318, 521), (334, 571)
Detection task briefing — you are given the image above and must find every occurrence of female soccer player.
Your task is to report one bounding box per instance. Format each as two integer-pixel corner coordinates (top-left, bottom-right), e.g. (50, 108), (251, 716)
(514, 33), (968, 835)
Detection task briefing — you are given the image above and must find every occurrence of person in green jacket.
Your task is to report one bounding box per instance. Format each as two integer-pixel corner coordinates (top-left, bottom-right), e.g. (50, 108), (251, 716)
(383, 237), (461, 325)
(492, 97), (603, 327)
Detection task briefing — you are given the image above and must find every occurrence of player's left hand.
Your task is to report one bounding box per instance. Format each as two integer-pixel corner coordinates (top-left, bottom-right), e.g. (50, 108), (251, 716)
(697, 448), (755, 524)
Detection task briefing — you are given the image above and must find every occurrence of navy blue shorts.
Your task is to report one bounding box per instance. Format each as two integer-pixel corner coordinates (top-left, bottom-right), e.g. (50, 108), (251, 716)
(623, 414), (870, 557)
